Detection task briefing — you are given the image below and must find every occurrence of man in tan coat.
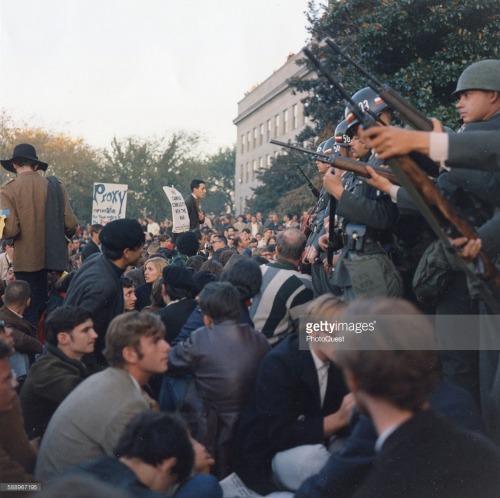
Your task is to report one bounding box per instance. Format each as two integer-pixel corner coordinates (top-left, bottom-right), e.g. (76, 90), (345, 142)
(0, 144), (78, 326)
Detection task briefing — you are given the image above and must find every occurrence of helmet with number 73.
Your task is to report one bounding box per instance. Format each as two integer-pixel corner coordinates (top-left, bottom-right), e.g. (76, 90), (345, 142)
(344, 87), (389, 131)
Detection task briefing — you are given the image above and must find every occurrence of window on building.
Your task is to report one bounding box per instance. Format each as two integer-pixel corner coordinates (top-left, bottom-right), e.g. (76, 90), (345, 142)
(267, 119), (272, 142)
(293, 104), (298, 129)
(266, 154), (271, 168)
(241, 134), (245, 154)
(252, 160), (257, 180)
(283, 109), (289, 134)
(259, 157), (263, 169)
(246, 162), (251, 183)
(239, 164), (243, 183)
(253, 128), (257, 149)
(275, 114), (280, 138)
(259, 124), (264, 146)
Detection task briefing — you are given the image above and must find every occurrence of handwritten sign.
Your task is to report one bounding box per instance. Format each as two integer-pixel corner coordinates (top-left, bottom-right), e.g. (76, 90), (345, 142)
(163, 186), (190, 233)
(92, 183), (128, 224)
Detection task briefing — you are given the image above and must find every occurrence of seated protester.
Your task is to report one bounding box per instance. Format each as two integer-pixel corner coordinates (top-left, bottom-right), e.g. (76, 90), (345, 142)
(134, 257), (168, 311)
(20, 306), (96, 439)
(234, 297), (353, 494)
(62, 411), (222, 498)
(35, 312), (170, 481)
(122, 276), (137, 312)
(294, 297), (489, 498)
(328, 298), (500, 498)
(0, 281), (42, 385)
(168, 282), (270, 478)
(157, 266), (198, 345)
(173, 256), (262, 346)
(0, 340), (38, 485)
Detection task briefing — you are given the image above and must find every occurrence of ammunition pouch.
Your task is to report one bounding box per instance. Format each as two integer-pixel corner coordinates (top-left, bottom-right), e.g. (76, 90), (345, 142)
(345, 224), (367, 252)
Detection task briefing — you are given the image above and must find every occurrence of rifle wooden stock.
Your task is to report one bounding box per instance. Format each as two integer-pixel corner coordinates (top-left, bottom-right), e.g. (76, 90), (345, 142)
(271, 139), (400, 185)
(394, 154), (500, 287)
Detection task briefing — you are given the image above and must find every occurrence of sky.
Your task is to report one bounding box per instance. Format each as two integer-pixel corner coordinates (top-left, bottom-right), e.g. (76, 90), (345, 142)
(0, 0), (315, 153)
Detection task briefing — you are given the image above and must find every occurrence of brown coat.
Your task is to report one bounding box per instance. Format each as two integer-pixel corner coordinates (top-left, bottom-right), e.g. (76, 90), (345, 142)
(0, 397), (37, 483)
(0, 170), (77, 272)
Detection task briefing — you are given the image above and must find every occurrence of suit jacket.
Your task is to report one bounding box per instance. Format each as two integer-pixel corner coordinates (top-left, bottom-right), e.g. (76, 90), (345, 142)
(35, 367), (149, 481)
(235, 333), (348, 494)
(0, 171), (77, 272)
(0, 306), (41, 355)
(295, 379), (487, 498)
(352, 410), (500, 498)
(184, 193), (204, 230)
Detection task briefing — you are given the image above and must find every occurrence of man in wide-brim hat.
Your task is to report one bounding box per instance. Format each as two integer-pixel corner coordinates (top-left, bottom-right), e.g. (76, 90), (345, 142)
(0, 144), (78, 326)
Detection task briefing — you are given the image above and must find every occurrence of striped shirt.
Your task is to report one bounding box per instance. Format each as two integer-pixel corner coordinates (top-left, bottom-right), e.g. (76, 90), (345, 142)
(250, 261), (313, 345)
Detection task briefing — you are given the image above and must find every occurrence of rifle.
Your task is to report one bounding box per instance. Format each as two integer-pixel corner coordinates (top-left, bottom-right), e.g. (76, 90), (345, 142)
(325, 38), (434, 132)
(303, 46), (439, 178)
(295, 163), (320, 199)
(271, 139), (400, 185)
(303, 45), (500, 311)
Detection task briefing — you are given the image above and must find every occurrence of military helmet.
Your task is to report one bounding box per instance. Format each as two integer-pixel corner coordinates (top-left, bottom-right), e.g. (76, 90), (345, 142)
(334, 119), (351, 148)
(452, 59), (500, 96)
(315, 137), (337, 161)
(344, 87), (389, 130)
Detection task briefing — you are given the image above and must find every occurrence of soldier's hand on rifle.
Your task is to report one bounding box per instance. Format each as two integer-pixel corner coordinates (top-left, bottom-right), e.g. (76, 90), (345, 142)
(452, 237), (482, 262)
(324, 168), (344, 200)
(362, 126), (433, 159)
(365, 165), (394, 194)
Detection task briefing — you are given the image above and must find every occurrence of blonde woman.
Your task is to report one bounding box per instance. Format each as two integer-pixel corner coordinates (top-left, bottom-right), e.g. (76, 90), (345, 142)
(134, 256), (168, 310)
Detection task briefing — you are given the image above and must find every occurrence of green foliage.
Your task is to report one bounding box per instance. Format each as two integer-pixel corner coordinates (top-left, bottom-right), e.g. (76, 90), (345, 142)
(292, 0), (500, 137)
(249, 151), (319, 216)
(102, 132), (206, 220)
(202, 147), (236, 215)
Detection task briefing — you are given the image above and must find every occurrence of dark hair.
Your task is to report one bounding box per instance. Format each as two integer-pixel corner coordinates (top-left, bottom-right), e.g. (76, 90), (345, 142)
(101, 245), (126, 261)
(190, 179), (205, 191)
(199, 282), (241, 323)
(1, 239), (13, 251)
(114, 411), (193, 482)
(221, 257), (262, 301)
(4, 280), (30, 307)
(53, 272), (76, 293)
(90, 224), (103, 235)
(199, 259), (223, 278)
(186, 255), (205, 272)
(213, 235), (227, 246)
(45, 306), (93, 346)
(193, 271), (219, 295)
(104, 312), (165, 367)
(176, 232), (199, 257)
(121, 276), (135, 289)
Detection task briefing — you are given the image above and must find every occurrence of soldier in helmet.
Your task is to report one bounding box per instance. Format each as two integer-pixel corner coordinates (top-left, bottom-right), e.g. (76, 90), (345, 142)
(318, 89), (403, 301)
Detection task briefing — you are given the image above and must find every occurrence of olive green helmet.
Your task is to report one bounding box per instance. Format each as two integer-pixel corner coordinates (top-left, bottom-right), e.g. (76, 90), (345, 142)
(452, 59), (500, 96)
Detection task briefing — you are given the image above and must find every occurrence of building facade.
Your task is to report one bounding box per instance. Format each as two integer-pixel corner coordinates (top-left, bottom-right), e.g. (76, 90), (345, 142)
(233, 52), (311, 215)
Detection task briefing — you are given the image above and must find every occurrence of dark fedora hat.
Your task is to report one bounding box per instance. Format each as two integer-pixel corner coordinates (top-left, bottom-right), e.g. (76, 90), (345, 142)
(1, 144), (48, 173)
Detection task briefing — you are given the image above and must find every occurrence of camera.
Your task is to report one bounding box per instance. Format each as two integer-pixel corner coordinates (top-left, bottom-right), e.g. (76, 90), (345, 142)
(204, 243), (213, 251)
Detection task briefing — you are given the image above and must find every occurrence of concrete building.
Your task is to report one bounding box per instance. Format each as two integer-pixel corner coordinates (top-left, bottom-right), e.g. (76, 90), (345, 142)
(233, 52), (311, 214)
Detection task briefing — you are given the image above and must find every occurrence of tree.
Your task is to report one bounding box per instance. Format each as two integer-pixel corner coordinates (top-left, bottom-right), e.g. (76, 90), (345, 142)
(0, 113), (102, 222)
(291, 0), (500, 139)
(202, 147), (235, 215)
(103, 132), (206, 220)
(249, 150), (319, 216)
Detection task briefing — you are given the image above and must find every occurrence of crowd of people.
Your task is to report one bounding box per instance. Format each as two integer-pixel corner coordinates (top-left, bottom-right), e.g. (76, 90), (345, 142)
(1, 57), (500, 497)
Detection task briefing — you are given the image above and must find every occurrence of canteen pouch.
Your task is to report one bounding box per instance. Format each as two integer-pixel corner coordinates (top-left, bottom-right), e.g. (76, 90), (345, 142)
(344, 252), (403, 298)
